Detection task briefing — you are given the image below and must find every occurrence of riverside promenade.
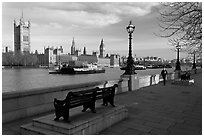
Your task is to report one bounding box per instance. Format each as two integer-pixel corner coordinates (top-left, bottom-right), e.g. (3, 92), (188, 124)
(100, 72), (202, 135)
(2, 71), (202, 135)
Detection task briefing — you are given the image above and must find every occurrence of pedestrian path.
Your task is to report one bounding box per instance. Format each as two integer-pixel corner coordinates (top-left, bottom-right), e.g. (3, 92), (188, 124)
(99, 72), (202, 135)
(2, 72), (202, 135)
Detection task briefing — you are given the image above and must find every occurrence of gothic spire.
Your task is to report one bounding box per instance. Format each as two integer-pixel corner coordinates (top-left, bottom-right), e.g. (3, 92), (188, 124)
(72, 37), (75, 47)
(21, 9), (24, 19)
(100, 38), (104, 48)
(83, 47), (86, 55)
(20, 9), (24, 24)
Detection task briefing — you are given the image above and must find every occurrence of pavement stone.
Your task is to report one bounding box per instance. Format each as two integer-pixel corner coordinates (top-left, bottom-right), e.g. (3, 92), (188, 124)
(100, 72), (202, 135)
(150, 128), (170, 135)
(144, 121), (170, 130)
(121, 128), (145, 135)
(120, 121), (153, 133)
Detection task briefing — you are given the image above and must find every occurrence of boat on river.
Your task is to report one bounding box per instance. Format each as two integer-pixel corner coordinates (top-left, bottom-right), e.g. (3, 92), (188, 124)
(134, 65), (146, 70)
(120, 65), (146, 70)
(146, 64), (172, 69)
(49, 64), (105, 74)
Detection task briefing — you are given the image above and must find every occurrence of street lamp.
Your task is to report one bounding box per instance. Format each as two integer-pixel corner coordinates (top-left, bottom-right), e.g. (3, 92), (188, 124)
(124, 21), (136, 75)
(192, 50), (196, 69)
(175, 43), (181, 71)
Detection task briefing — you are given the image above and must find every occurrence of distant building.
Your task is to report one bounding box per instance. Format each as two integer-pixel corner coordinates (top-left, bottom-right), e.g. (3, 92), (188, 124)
(5, 47), (8, 53)
(92, 51), (98, 56)
(14, 11), (31, 54)
(44, 47), (55, 66)
(98, 58), (110, 67)
(99, 39), (105, 58)
(41, 38), (121, 67)
(3, 46), (10, 53)
(75, 49), (81, 56)
(71, 37), (76, 55)
(110, 54), (120, 67)
(43, 46), (81, 67)
(53, 46), (63, 55)
(135, 57), (143, 62)
(144, 56), (163, 62)
(70, 37), (81, 56)
(83, 47), (87, 55)
(36, 53), (46, 66)
(78, 54), (97, 64)
(56, 54), (77, 64)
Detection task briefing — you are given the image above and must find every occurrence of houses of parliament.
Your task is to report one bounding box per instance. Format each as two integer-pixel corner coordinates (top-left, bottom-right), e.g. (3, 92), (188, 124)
(3, 12), (120, 67)
(43, 37), (120, 68)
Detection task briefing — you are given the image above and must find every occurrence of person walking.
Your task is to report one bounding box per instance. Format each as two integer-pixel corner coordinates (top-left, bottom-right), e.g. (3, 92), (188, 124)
(161, 67), (168, 85)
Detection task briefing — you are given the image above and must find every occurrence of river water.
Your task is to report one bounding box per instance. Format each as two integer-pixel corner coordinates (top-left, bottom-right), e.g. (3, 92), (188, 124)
(2, 67), (177, 93)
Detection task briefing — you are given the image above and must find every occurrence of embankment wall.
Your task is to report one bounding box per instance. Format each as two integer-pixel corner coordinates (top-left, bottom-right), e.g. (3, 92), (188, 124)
(2, 81), (104, 124)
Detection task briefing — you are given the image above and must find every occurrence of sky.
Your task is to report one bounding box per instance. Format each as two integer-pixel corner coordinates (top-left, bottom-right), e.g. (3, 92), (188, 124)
(2, 2), (188, 60)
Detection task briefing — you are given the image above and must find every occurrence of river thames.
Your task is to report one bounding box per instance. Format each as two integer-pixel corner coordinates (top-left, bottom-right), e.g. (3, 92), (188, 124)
(2, 67), (177, 93)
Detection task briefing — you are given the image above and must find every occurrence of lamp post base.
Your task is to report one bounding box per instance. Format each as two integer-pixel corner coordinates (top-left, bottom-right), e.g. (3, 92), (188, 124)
(192, 63), (196, 69)
(175, 63), (181, 71)
(121, 74), (139, 91)
(123, 62), (136, 75)
(123, 70), (137, 75)
(174, 70), (181, 79)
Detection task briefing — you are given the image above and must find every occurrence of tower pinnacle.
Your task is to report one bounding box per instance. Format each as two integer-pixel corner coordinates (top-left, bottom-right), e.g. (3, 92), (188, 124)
(71, 37), (76, 55)
(22, 9), (24, 19)
(99, 38), (105, 58)
(72, 37), (75, 46)
(20, 9), (24, 24)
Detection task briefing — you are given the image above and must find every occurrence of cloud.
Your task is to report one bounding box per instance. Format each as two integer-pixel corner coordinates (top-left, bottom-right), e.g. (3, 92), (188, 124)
(34, 2), (159, 17)
(3, 2), (159, 28)
(99, 3), (159, 16)
(48, 22), (62, 29)
(27, 7), (121, 28)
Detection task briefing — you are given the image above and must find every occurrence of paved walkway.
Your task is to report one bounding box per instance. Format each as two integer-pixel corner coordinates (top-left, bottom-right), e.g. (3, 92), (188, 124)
(100, 72), (202, 135)
(3, 72), (202, 135)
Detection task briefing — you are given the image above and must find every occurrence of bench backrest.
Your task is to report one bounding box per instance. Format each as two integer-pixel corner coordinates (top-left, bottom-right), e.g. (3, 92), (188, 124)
(64, 84), (118, 109)
(96, 84), (118, 100)
(65, 87), (99, 109)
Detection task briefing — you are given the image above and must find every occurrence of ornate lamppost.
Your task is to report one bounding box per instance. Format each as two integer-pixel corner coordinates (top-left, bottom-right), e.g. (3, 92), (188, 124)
(124, 21), (136, 75)
(175, 43), (181, 71)
(192, 50), (196, 69)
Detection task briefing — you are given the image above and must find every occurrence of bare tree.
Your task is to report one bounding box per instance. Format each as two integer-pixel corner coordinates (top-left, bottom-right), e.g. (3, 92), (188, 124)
(157, 2), (202, 55)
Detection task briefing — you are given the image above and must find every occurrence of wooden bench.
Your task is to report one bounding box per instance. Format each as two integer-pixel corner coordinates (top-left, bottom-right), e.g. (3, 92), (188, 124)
(53, 84), (118, 122)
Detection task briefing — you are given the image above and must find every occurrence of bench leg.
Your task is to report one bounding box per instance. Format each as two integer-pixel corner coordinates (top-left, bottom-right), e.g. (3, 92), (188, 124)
(54, 99), (64, 121)
(90, 101), (96, 113)
(63, 109), (70, 122)
(54, 114), (60, 121)
(109, 98), (115, 107)
(82, 104), (88, 112)
(82, 102), (96, 113)
(102, 96), (115, 107)
(54, 108), (60, 121)
(102, 98), (108, 106)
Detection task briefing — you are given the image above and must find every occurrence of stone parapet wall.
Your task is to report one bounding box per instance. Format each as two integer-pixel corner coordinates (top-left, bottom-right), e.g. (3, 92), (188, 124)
(119, 68), (201, 92)
(2, 81), (104, 124)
